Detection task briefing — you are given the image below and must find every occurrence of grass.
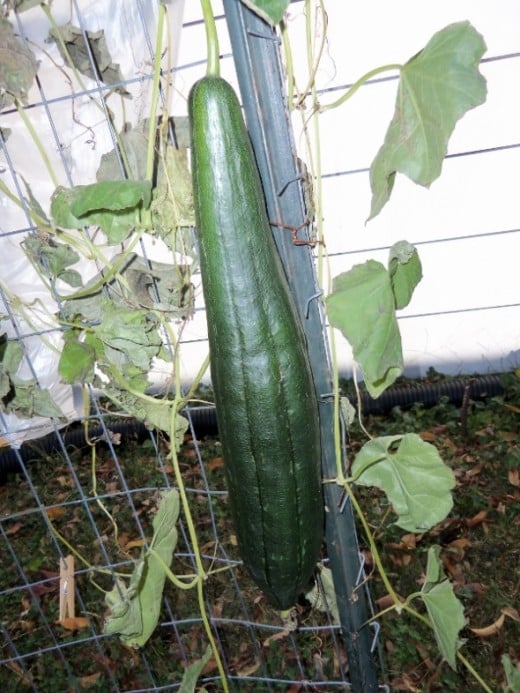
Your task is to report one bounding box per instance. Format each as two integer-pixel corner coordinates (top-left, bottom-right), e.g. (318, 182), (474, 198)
(0, 371), (519, 691)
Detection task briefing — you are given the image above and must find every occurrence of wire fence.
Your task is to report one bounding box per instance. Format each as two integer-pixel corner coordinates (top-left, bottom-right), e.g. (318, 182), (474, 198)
(0, 1), (382, 690)
(2, 0), (518, 690)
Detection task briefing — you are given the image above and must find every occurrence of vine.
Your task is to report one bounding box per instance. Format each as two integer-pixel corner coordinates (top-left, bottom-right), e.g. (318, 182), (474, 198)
(0, 0), (509, 690)
(277, 0), (492, 688)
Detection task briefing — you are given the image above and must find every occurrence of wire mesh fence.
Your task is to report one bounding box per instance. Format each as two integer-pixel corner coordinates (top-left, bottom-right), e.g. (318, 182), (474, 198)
(0, 1), (383, 690)
(2, 0), (518, 690)
(1, 402), (363, 690)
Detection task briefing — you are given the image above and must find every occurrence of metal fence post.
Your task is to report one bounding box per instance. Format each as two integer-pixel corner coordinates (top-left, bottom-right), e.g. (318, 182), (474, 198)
(222, 2), (382, 690)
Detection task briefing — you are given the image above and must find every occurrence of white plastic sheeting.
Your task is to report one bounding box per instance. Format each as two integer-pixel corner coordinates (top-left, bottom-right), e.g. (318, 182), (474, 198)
(0, 0), (185, 446)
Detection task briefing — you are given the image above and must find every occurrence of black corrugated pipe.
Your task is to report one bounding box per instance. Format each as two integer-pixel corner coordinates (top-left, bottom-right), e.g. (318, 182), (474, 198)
(353, 372), (504, 415)
(0, 373), (504, 483)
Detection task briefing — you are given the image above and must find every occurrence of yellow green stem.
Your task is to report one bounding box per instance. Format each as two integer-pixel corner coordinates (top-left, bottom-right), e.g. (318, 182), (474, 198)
(320, 63), (402, 113)
(146, 3), (167, 183)
(15, 101), (60, 189)
(200, 0), (220, 77)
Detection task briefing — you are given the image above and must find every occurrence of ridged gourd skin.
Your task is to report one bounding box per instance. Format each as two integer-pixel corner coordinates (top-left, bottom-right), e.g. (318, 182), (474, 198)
(189, 75), (323, 610)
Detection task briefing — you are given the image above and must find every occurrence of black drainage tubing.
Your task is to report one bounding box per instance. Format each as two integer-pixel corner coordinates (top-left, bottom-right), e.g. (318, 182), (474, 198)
(0, 374), (504, 482)
(354, 372), (504, 415)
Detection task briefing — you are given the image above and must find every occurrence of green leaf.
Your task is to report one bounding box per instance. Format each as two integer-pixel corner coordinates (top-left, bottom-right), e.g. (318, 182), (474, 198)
(325, 260), (402, 397)
(50, 181), (152, 244)
(68, 180), (152, 217)
(104, 489), (180, 648)
(351, 433), (455, 532)
(502, 654), (520, 693)
(368, 22), (487, 220)
(239, 0), (290, 25)
(419, 546), (465, 669)
(388, 240), (422, 310)
(179, 645), (212, 693)
(142, 403), (189, 443)
(58, 334), (96, 383)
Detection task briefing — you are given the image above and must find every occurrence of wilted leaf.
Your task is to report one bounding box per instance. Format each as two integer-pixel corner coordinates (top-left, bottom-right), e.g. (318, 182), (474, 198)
(104, 489), (179, 648)
(325, 261), (402, 397)
(1, 338), (24, 374)
(48, 23), (130, 96)
(368, 22), (487, 219)
(45, 506), (66, 520)
(388, 241), (422, 310)
(151, 145), (195, 231)
(97, 125), (148, 181)
(420, 546), (465, 669)
(351, 433), (455, 532)
(0, 16), (37, 109)
(4, 378), (66, 420)
(23, 236), (82, 288)
(306, 565), (339, 624)
(56, 616), (89, 631)
(508, 469), (520, 487)
(8, 0), (42, 11)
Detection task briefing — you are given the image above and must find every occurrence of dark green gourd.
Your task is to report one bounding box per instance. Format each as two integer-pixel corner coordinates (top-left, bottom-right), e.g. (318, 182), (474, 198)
(189, 75), (322, 610)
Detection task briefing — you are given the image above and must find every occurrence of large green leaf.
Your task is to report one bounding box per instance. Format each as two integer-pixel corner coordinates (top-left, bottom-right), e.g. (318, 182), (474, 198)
(239, 0), (290, 25)
(419, 546), (465, 669)
(369, 21), (487, 220)
(50, 181), (152, 244)
(351, 433), (455, 532)
(325, 260), (402, 397)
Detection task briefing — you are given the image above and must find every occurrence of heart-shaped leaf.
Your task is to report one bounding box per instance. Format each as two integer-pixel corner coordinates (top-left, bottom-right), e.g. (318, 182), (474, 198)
(351, 433), (455, 531)
(369, 21), (487, 219)
(325, 260), (402, 397)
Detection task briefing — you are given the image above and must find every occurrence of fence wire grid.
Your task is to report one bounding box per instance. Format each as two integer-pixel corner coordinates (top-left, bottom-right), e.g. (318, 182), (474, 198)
(0, 1), (383, 690)
(2, 0), (518, 691)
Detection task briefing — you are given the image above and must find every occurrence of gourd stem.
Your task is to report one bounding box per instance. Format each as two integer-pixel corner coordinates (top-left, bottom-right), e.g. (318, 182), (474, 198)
(200, 0), (220, 77)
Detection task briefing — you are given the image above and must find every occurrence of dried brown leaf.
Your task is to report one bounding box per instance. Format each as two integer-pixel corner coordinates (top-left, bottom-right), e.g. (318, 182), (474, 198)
(56, 616), (89, 631)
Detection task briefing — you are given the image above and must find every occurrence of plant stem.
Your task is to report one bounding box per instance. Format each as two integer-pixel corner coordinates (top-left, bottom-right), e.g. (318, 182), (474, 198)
(345, 481), (403, 608)
(15, 101), (60, 189)
(320, 63), (402, 112)
(457, 652), (494, 693)
(200, 0), (220, 77)
(146, 3), (166, 184)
